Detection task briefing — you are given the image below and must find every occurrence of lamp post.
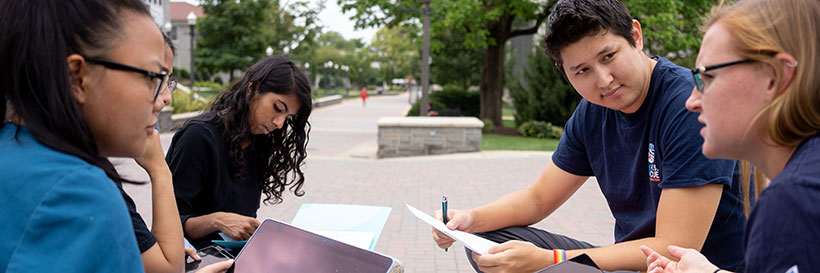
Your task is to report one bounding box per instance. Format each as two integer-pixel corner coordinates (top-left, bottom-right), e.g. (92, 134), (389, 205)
(266, 46), (273, 57)
(187, 12), (197, 100)
(420, 0), (431, 116)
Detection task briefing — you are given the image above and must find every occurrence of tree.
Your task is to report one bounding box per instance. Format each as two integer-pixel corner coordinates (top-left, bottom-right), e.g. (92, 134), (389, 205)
(369, 25), (420, 86)
(341, 0), (715, 127)
(431, 27), (482, 91)
(509, 49), (580, 127)
(196, 0), (320, 83)
(341, 0), (552, 127)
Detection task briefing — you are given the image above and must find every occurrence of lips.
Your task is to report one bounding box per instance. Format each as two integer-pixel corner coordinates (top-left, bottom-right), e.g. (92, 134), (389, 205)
(603, 86), (621, 97)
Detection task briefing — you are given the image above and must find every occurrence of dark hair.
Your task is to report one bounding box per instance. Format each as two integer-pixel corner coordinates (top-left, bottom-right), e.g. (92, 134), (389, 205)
(197, 55), (312, 204)
(162, 32), (176, 56)
(0, 0), (151, 184)
(545, 0), (635, 69)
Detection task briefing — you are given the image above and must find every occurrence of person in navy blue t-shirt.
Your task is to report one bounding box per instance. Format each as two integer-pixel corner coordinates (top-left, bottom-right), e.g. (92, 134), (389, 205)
(643, 0), (820, 273)
(430, 0), (745, 272)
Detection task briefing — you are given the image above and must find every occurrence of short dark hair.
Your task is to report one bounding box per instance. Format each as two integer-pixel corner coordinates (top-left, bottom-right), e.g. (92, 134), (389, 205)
(545, 0), (636, 69)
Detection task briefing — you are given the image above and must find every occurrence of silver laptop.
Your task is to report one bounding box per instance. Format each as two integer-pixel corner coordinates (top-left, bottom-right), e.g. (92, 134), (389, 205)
(229, 218), (402, 273)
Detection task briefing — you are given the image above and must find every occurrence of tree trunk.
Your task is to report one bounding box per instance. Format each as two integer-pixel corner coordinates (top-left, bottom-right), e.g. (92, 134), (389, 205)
(479, 39), (505, 128)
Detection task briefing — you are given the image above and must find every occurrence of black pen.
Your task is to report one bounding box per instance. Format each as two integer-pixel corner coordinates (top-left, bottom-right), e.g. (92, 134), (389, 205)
(442, 196), (448, 252)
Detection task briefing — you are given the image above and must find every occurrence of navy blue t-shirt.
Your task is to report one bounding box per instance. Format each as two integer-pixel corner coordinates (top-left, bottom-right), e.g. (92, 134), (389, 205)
(744, 132), (820, 273)
(552, 57), (745, 270)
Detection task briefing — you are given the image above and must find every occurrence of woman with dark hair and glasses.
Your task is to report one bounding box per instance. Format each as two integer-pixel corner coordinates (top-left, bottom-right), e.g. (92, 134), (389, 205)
(166, 55), (313, 250)
(642, 0), (820, 272)
(0, 1), (229, 272)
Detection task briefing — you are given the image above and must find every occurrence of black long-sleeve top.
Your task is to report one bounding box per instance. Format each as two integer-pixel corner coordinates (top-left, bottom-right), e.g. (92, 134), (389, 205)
(166, 114), (261, 249)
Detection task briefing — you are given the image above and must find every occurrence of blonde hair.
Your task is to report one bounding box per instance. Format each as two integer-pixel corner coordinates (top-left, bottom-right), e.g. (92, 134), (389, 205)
(706, 0), (820, 213)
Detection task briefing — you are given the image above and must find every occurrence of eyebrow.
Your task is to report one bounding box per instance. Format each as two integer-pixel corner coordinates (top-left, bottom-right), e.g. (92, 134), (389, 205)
(568, 45), (616, 72)
(277, 99), (290, 112)
(154, 60), (169, 73)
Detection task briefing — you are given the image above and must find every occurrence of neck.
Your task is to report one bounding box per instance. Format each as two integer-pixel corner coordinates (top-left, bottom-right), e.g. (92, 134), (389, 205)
(744, 139), (797, 180)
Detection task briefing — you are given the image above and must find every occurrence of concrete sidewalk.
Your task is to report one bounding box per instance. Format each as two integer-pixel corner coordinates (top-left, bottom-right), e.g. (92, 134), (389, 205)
(117, 92), (615, 273)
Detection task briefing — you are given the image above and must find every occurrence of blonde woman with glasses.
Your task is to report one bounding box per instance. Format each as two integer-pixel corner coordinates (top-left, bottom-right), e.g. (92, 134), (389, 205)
(641, 0), (820, 272)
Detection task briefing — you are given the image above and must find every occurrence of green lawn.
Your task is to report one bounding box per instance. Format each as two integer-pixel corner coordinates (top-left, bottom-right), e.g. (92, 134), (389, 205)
(482, 133), (559, 151)
(195, 90), (220, 100)
(502, 102), (516, 117)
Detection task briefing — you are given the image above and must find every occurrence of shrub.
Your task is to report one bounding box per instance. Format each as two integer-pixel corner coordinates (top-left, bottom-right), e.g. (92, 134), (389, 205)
(194, 81), (223, 90)
(518, 120), (563, 139)
(171, 90), (208, 114)
(509, 47), (581, 127)
(405, 87), (480, 117)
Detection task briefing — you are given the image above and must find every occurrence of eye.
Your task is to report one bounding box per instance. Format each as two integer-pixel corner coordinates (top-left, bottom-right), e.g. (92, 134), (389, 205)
(576, 68), (589, 75)
(273, 104), (282, 113)
(700, 73), (714, 87)
(603, 52), (615, 61)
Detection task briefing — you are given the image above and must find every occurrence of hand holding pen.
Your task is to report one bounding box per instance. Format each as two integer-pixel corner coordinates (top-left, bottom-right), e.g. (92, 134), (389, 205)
(432, 196), (478, 252)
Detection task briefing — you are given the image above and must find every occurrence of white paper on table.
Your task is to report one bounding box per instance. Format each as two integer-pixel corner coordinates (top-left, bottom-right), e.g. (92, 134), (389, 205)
(405, 204), (499, 255)
(311, 230), (375, 250)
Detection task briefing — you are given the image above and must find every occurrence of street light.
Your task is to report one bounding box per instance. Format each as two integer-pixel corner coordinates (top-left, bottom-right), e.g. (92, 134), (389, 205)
(187, 11), (197, 100)
(266, 46), (273, 57)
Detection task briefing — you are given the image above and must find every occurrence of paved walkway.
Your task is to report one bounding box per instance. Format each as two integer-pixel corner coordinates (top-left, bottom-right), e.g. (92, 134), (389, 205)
(116, 92), (615, 273)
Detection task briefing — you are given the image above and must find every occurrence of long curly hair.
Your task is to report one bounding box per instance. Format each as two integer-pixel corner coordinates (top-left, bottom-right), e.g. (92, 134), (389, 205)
(198, 55), (312, 204)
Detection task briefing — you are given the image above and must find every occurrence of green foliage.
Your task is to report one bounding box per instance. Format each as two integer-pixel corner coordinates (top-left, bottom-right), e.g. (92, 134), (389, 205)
(623, 0), (715, 67)
(174, 66), (190, 80)
(509, 50), (581, 127)
(405, 88), (480, 117)
(406, 98), (446, 117)
(481, 118), (495, 131)
(171, 90), (208, 114)
(194, 81), (223, 90)
(196, 0), (321, 82)
(370, 25), (420, 83)
(431, 29), (482, 90)
(518, 120), (563, 139)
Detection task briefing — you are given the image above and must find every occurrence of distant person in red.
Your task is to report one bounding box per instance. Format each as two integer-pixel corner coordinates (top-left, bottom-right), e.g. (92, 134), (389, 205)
(360, 87), (369, 107)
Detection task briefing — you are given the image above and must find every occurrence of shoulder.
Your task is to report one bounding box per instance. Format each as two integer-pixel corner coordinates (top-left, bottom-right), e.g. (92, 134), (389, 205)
(172, 117), (222, 148)
(7, 169), (143, 272)
(651, 58), (695, 105)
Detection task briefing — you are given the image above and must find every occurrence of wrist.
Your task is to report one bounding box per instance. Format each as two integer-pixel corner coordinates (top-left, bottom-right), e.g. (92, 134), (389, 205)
(552, 249), (566, 264)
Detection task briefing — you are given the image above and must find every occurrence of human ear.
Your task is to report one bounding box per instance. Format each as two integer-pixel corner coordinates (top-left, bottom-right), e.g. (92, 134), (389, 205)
(66, 54), (90, 105)
(768, 52), (797, 96)
(631, 19), (645, 51)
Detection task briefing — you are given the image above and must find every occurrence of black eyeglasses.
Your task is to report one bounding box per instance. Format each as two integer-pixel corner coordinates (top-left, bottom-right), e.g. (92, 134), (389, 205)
(85, 57), (168, 101)
(691, 59), (755, 93)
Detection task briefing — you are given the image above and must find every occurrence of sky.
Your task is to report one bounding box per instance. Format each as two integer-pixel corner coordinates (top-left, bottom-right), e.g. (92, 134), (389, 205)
(177, 0), (378, 43)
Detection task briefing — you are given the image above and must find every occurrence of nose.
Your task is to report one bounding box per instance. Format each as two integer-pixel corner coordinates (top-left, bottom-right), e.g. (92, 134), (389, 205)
(272, 114), (287, 130)
(595, 66), (614, 90)
(685, 87), (702, 112)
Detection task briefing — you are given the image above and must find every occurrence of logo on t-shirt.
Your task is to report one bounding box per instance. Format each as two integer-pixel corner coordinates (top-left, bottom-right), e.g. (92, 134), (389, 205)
(648, 143), (660, 182)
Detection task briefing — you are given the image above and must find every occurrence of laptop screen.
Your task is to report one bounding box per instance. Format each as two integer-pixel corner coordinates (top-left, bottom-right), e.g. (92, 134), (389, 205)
(234, 219), (394, 273)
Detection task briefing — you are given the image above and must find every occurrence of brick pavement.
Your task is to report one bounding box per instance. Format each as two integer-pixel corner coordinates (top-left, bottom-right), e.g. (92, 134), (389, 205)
(118, 92), (615, 273)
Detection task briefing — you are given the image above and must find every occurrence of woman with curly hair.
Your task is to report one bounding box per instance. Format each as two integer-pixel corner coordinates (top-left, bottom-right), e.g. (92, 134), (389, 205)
(166, 55), (312, 250)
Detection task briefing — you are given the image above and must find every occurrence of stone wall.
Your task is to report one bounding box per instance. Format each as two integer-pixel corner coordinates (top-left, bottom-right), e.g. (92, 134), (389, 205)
(377, 117), (483, 158)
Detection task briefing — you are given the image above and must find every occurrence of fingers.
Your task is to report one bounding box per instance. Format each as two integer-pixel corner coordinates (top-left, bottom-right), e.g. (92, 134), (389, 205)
(640, 245), (654, 257)
(667, 245), (689, 259)
(185, 246), (201, 261)
(196, 260), (234, 273)
(431, 229), (455, 249)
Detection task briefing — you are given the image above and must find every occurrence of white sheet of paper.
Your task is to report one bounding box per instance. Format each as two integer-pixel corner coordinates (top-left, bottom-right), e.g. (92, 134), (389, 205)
(405, 204), (499, 255)
(311, 230), (375, 250)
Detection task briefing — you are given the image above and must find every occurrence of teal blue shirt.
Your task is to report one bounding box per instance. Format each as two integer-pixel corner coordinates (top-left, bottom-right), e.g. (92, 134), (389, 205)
(0, 124), (144, 273)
